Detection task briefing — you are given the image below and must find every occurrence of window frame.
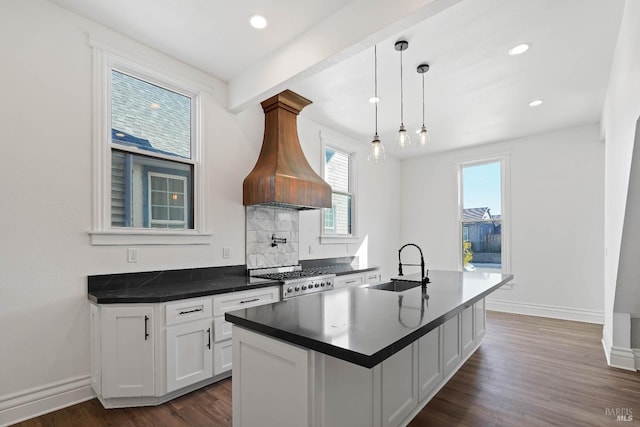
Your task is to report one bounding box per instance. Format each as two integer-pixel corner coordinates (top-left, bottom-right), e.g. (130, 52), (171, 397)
(456, 154), (511, 274)
(89, 35), (210, 245)
(320, 143), (358, 243)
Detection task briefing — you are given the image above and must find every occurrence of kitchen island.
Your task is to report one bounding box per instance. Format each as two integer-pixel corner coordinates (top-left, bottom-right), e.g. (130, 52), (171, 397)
(225, 270), (513, 427)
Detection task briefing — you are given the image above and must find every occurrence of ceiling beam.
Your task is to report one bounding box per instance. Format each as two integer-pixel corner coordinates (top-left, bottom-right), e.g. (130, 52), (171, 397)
(227, 0), (463, 112)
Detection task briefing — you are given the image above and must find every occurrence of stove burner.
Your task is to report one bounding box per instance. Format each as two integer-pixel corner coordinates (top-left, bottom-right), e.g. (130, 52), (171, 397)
(256, 270), (327, 281)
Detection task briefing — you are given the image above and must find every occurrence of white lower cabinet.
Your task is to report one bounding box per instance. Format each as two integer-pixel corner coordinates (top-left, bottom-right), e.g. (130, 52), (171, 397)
(381, 344), (419, 427)
(334, 272), (365, 289)
(418, 325), (443, 401)
(232, 298), (487, 427)
(461, 305), (475, 358)
(212, 286), (280, 375)
(443, 314), (461, 377)
(99, 305), (155, 398)
(475, 298), (486, 339)
(166, 318), (213, 392)
(366, 270), (382, 284)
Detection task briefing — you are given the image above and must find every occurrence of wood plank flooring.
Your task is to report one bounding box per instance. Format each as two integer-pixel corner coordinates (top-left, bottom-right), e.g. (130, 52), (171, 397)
(15, 311), (639, 427)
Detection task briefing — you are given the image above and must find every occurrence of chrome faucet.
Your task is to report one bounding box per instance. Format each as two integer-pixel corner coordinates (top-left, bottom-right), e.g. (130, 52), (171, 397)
(398, 243), (430, 289)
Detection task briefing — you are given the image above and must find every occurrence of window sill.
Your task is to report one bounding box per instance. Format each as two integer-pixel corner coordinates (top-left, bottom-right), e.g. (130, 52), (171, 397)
(89, 230), (213, 246)
(319, 235), (360, 245)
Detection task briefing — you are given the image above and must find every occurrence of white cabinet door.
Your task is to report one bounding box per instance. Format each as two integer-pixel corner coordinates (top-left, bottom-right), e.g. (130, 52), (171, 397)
(461, 305), (475, 358)
(418, 325), (443, 401)
(166, 318), (213, 392)
(381, 344), (418, 427)
(443, 314), (461, 378)
(101, 306), (155, 398)
(475, 298), (486, 339)
(334, 273), (365, 289)
(214, 339), (233, 375)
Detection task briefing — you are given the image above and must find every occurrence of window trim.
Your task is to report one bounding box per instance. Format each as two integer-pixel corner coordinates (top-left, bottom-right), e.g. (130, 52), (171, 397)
(320, 143), (359, 244)
(456, 154), (511, 274)
(89, 36), (210, 245)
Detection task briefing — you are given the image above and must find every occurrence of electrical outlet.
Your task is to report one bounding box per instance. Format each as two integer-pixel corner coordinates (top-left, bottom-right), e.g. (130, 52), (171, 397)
(308, 245), (313, 254)
(223, 247), (230, 259)
(127, 248), (138, 263)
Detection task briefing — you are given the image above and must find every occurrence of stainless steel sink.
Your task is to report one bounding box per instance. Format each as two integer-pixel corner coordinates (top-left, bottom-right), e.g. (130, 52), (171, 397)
(366, 280), (422, 292)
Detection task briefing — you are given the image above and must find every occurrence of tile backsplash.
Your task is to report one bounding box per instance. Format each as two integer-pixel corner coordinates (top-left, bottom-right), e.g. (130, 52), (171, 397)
(246, 206), (299, 268)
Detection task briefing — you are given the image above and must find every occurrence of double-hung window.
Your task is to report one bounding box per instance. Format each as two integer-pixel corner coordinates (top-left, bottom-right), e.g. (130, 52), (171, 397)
(90, 38), (208, 245)
(322, 146), (356, 237)
(457, 156), (510, 273)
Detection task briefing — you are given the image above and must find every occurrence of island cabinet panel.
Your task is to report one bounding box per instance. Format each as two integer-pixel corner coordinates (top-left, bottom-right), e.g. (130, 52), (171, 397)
(101, 305), (155, 398)
(418, 325), (444, 401)
(320, 355), (379, 427)
(461, 305), (476, 358)
(232, 326), (310, 427)
(443, 314), (461, 377)
(475, 299), (486, 339)
(381, 344), (419, 427)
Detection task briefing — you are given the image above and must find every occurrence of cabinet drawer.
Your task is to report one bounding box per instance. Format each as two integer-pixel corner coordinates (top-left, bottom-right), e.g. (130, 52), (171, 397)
(166, 297), (212, 326)
(366, 271), (380, 283)
(214, 316), (233, 342)
(212, 286), (279, 316)
(335, 274), (365, 288)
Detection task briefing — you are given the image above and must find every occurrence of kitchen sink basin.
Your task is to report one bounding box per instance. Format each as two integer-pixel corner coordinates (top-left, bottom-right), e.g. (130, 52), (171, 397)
(366, 280), (423, 293)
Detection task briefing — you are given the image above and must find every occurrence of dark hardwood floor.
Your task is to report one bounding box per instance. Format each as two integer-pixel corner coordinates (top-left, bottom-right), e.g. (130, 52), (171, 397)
(15, 312), (639, 427)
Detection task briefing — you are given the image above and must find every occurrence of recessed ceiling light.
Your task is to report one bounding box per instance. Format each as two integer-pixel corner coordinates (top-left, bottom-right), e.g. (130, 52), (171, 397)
(249, 14), (268, 29)
(115, 132), (125, 137)
(369, 96), (380, 104)
(150, 103), (160, 109)
(528, 99), (543, 107)
(508, 43), (530, 56)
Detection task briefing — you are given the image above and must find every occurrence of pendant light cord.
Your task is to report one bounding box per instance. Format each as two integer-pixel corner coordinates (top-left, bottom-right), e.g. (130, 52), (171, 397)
(421, 71), (425, 127)
(400, 47), (404, 126)
(374, 45), (378, 135)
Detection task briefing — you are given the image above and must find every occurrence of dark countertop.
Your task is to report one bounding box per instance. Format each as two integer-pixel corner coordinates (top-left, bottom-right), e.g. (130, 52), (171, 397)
(225, 270), (513, 368)
(87, 259), (378, 304)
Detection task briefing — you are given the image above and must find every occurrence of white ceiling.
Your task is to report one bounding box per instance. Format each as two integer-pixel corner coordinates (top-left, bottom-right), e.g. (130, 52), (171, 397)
(47, 0), (625, 159)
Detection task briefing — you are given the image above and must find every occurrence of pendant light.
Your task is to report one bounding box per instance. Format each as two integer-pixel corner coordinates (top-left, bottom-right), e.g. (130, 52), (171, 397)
(368, 45), (385, 163)
(395, 40), (410, 149)
(417, 63), (430, 146)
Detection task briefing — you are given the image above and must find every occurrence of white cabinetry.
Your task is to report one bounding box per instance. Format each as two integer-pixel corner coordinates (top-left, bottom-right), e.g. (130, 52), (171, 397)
(365, 270), (382, 284)
(334, 272), (365, 288)
(99, 305), (155, 398)
(417, 325), (443, 401)
(460, 305), (475, 358)
(232, 297), (488, 427)
(212, 286), (280, 375)
(165, 298), (213, 393)
(381, 344), (419, 427)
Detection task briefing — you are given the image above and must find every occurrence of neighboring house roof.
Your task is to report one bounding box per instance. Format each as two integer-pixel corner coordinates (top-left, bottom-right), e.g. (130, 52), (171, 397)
(463, 207), (492, 221)
(111, 128), (178, 157)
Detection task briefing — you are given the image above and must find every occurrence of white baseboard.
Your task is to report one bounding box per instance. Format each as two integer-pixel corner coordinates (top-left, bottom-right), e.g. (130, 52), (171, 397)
(486, 298), (604, 324)
(0, 375), (95, 427)
(635, 349), (640, 370)
(609, 346), (637, 371)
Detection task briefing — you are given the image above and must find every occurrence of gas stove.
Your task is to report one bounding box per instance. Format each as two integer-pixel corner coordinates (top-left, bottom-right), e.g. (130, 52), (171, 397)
(249, 266), (335, 299)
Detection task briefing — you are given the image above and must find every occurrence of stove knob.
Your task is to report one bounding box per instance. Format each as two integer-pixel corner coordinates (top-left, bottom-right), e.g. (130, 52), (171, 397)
(320, 282), (325, 287)
(287, 287), (293, 293)
(315, 283), (320, 288)
(295, 286), (301, 292)
(301, 285), (307, 291)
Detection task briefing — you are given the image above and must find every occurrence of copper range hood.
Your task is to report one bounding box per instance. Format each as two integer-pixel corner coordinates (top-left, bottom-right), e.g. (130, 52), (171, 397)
(243, 90), (332, 210)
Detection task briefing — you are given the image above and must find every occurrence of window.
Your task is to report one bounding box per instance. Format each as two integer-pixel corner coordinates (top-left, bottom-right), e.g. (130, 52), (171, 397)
(458, 156), (510, 273)
(90, 37), (209, 245)
(322, 146), (355, 237)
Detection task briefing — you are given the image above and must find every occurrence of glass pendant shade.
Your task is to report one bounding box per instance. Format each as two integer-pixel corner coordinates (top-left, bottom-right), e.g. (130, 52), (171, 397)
(418, 125), (429, 146)
(368, 134), (385, 162)
(396, 125), (411, 149)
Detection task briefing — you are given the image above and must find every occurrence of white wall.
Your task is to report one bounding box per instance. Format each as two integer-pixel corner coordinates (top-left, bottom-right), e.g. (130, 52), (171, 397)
(400, 124), (604, 322)
(297, 117), (402, 280)
(601, 0), (640, 365)
(0, 1), (400, 423)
